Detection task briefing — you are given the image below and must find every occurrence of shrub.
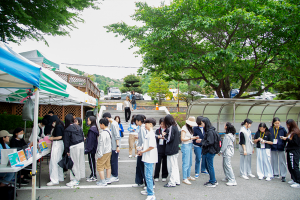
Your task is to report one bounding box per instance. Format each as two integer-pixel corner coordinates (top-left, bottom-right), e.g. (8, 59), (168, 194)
(0, 113), (43, 131)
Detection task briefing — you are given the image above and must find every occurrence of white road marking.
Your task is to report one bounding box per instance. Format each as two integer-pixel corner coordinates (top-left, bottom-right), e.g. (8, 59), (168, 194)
(84, 160), (136, 163)
(17, 184), (138, 190)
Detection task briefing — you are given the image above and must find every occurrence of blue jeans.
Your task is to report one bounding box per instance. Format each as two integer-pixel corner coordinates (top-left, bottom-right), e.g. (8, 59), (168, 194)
(205, 153), (216, 183)
(144, 162), (154, 196)
(132, 103), (137, 110)
(194, 146), (206, 174)
(181, 143), (192, 180)
(111, 151), (119, 177)
(201, 153), (208, 173)
(0, 173), (15, 184)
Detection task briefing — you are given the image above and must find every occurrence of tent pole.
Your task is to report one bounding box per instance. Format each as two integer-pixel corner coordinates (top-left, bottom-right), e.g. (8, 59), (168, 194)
(31, 89), (39, 200)
(81, 103), (83, 129)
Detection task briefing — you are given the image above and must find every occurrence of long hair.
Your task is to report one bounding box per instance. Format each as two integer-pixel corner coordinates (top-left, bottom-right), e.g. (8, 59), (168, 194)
(286, 119), (300, 139)
(88, 116), (97, 127)
(272, 117), (280, 127)
(225, 122), (236, 135)
(258, 123), (270, 136)
(0, 137), (6, 149)
(52, 116), (64, 136)
(196, 116), (203, 126)
(201, 117), (212, 133)
(164, 114), (176, 128)
(185, 123), (194, 135)
(65, 114), (74, 129)
(75, 117), (82, 127)
(241, 118), (253, 126)
(131, 115), (136, 125)
(114, 116), (121, 124)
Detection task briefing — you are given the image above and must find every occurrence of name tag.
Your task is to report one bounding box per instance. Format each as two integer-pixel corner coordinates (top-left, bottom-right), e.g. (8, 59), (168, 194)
(261, 142), (265, 149)
(273, 139), (278, 144)
(159, 139), (164, 145)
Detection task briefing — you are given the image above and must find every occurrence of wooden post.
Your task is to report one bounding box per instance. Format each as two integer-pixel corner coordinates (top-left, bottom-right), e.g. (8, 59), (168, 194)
(85, 78), (88, 93)
(12, 104), (16, 115)
(39, 105), (43, 117)
(67, 74), (70, 83)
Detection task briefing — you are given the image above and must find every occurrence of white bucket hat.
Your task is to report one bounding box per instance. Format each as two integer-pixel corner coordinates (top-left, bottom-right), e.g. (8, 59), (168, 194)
(186, 116), (198, 127)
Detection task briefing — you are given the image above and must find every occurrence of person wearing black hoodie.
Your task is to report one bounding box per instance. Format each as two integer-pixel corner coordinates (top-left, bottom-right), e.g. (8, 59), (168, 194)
(63, 114), (85, 187)
(47, 116), (65, 186)
(85, 116), (99, 182)
(162, 115), (181, 188)
(201, 117), (218, 188)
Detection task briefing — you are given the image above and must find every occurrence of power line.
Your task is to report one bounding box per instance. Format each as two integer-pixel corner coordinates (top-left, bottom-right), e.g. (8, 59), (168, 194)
(61, 63), (140, 68)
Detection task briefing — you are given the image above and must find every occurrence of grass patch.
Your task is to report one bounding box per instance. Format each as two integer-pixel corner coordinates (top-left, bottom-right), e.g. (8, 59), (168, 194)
(171, 112), (186, 127)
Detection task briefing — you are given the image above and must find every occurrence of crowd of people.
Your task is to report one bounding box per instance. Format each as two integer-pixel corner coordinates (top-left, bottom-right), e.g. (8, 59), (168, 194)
(1, 110), (300, 200)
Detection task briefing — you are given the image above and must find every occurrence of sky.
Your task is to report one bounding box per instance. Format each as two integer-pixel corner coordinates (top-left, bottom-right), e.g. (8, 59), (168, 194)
(8, 0), (171, 79)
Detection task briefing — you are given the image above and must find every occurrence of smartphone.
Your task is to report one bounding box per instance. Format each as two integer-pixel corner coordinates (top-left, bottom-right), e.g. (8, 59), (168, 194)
(280, 136), (283, 139)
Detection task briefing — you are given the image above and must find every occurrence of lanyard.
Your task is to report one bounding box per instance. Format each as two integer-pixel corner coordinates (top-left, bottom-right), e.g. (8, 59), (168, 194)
(273, 127), (279, 139)
(260, 132), (265, 139)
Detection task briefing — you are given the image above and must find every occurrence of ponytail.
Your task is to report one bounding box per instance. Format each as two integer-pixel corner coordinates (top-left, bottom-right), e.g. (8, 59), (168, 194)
(241, 118), (253, 126)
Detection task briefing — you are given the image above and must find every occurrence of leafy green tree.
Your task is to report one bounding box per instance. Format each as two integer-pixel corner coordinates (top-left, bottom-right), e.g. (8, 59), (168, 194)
(121, 74), (142, 94)
(105, 0), (300, 99)
(1, 0), (99, 44)
(148, 76), (171, 105)
(141, 74), (151, 94)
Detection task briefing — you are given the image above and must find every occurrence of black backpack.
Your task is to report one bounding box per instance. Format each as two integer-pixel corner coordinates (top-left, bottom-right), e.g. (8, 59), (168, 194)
(213, 130), (222, 154)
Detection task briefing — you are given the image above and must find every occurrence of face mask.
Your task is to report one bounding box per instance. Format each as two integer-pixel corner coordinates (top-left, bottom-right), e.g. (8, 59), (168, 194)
(18, 134), (24, 139)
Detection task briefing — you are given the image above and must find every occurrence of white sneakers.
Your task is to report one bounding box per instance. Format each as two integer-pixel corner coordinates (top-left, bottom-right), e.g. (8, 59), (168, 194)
(154, 178), (159, 182)
(266, 177), (272, 181)
(162, 178), (167, 182)
(226, 181), (237, 186)
(129, 155), (132, 158)
(258, 176), (264, 180)
(66, 180), (79, 187)
(46, 181), (58, 186)
(248, 174), (255, 178)
(188, 176), (196, 181)
(288, 180), (295, 184)
(290, 183), (300, 188)
(241, 175), (249, 180)
(183, 179), (192, 185)
(145, 196), (156, 200)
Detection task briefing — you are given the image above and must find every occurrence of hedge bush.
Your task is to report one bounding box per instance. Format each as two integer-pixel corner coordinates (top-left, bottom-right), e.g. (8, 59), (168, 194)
(0, 113), (43, 131)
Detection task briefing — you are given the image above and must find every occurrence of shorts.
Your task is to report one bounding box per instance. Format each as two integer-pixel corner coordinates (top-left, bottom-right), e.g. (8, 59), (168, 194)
(97, 152), (112, 171)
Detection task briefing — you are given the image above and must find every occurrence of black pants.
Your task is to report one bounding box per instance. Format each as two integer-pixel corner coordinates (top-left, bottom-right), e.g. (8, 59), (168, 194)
(125, 107), (131, 122)
(135, 156), (145, 185)
(111, 150), (119, 177)
(88, 153), (96, 178)
(287, 149), (300, 184)
(154, 154), (168, 179)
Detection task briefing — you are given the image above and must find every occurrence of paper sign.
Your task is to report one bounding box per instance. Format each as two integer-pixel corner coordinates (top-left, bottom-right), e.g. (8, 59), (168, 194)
(117, 103), (123, 110)
(25, 147), (32, 159)
(8, 152), (20, 167)
(18, 150), (27, 163)
(41, 141), (48, 149)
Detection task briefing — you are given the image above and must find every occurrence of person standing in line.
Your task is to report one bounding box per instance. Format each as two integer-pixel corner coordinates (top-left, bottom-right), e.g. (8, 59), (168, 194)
(29, 118), (48, 143)
(281, 119), (300, 188)
(219, 122), (237, 186)
(44, 111), (55, 135)
(201, 117), (218, 188)
(74, 117), (83, 128)
(253, 123), (273, 181)
(123, 96), (132, 123)
(162, 114), (181, 188)
(47, 116), (65, 186)
(181, 117), (198, 185)
(64, 114), (85, 187)
(133, 115), (148, 187)
(154, 118), (168, 182)
(239, 118), (255, 180)
(102, 112), (120, 183)
(95, 118), (112, 186)
(115, 116), (124, 159)
(139, 118), (158, 200)
(85, 116), (99, 182)
(269, 117), (288, 182)
(128, 115), (138, 158)
(131, 91), (137, 110)
(193, 116), (208, 178)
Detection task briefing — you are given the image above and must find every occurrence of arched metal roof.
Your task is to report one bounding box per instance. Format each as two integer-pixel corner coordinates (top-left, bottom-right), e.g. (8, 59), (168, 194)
(187, 99), (300, 133)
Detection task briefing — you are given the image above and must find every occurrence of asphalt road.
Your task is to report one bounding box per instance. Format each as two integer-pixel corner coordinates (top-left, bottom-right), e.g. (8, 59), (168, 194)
(16, 147), (300, 200)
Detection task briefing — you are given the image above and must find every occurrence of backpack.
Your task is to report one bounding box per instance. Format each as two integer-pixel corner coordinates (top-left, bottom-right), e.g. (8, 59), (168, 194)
(213, 130), (222, 154)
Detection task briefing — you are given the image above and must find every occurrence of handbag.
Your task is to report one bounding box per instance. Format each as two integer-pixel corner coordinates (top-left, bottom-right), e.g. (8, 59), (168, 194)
(121, 131), (124, 138)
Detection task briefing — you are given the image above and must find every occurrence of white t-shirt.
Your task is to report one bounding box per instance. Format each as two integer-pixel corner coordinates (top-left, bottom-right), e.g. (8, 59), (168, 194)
(142, 130), (158, 164)
(124, 100), (130, 108)
(181, 125), (193, 144)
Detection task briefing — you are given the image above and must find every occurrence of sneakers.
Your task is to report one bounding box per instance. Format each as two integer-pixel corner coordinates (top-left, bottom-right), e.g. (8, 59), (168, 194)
(201, 171), (209, 175)
(164, 183), (175, 187)
(87, 177), (97, 182)
(141, 190), (148, 195)
(290, 183), (300, 188)
(248, 174), (255, 178)
(134, 155), (138, 158)
(183, 179), (192, 185)
(162, 178), (167, 182)
(214, 181), (219, 185)
(66, 180), (79, 187)
(288, 180), (295, 184)
(105, 178), (111, 184)
(132, 183), (144, 187)
(145, 196), (156, 200)
(195, 174), (199, 179)
(273, 175), (280, 179)
(226, 181), (237, 186)
(241, 175), (249, 180)
(96, 180), (107, 186)
(188, 176), (196, 181)
(109, 176), (119, 183)
(129, 155), (132, 158)
(282, 177), (286, 182)
(46, 181), (58, 186)
(143, 185), (155, 190)
(266, 177), (271, 181)
(258, 176), (263, 180)
(221, 178), (228, 182)
(154, 178), (159, 182)
(204, 182), (216, 188)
